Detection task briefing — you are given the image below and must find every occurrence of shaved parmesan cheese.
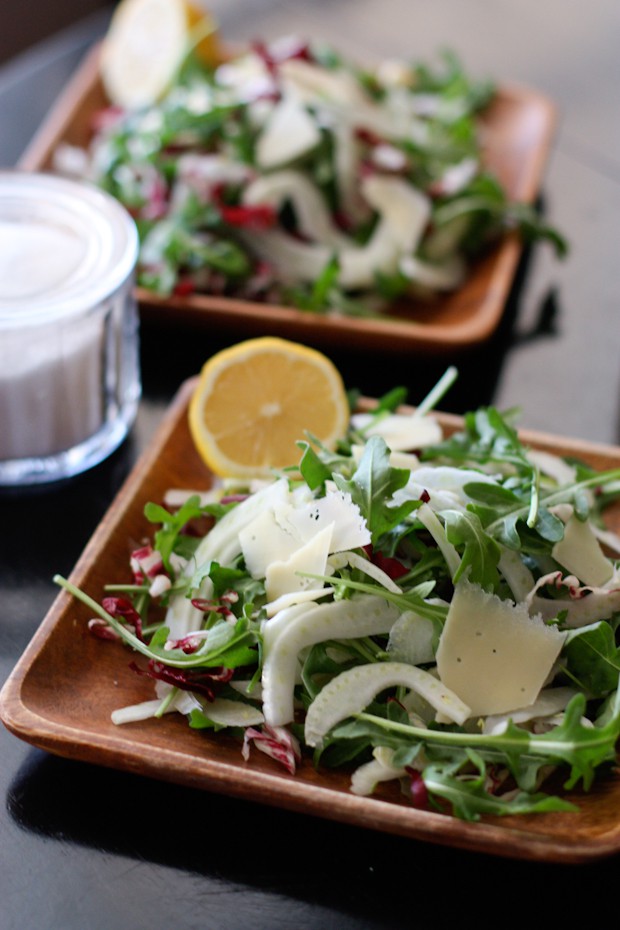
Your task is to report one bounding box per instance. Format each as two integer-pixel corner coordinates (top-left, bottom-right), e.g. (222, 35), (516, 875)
(285, 488), (371, 552)
(552, 512), (614, 587)
(255, 95), (321, 169)
(351, 444), (421, 471)
(240, 487), (370, 585)
(528, 449), (577, 486)
(436, 581), (566, 716)
(350, 411), (442, 451)
(265, 522), (333, 601)
(305, 660), (471, 747)
(239, 507), (298, 579)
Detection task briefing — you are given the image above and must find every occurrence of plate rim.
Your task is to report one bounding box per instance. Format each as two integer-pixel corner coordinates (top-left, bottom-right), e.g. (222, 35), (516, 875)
(3, 379), (620, 864)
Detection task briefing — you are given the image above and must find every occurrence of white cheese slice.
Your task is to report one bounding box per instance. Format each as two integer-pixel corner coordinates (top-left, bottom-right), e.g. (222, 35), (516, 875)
(551, 512), (614, 588)
(265, 522), (334, 602)
(240, 486), (370, 584)
(284, 488), (370, 552)
(436, 581), (566, 717)
(349, 412), (442, 451)
(255, 94), (321, 169)
(239, 507), (299, 578)
(351, 443), (421, 472)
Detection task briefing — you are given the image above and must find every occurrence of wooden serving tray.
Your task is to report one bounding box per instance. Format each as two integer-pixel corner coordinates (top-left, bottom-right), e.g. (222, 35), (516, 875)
(2, 379), (620, 863)
(19, 44), (558, 354)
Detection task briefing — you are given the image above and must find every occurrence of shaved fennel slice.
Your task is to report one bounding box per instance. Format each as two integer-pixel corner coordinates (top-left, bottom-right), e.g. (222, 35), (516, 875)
(329, 549), (403, 593)
(243, 170), (348, 247)
(242, 175), (430, 288)
(498, 545), (536, 602)
(392, 465), (499, 510)
(350, 747), (407, 796)
(305, 660), (471, 747)
(386, 609), (436, 665)
(164, 588), (206, 640)
(112, 695), (263, 728)
(399, 253), (466, 291)
(262, 600), (315, 646)
(482, 687), (580, 735)
(112, 699), (174, 725)
(197, 697), (265, 727)
(262, 596), (400, 727)
(526, 572), (620, 627)
(265, 586), (336, 618)
(416, 503), (461, 578)
(111, 686), (200, 725)
(332, 121), (369, 225)
(190, 477), (290, 569)
(164, 478), (290, 638)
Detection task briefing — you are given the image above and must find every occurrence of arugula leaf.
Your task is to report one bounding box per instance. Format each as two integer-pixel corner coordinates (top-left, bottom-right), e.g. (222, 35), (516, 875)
(144, 495), (205, 571)
(564, 622), (620, 697)
(333, 436), (417, 542)
(442, 509), (501, 589)
(331, 690), (620, 800)
(297, 440), (335, 490)
(423, 751), (577, 821)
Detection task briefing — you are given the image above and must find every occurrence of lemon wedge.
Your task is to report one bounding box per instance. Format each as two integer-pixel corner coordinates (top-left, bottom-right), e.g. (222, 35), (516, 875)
(188, 337), (349, 478)
(100, 0), (219, 109)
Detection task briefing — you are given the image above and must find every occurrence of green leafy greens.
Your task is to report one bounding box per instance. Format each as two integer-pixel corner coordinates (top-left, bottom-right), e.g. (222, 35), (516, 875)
(55, 380), (620, 824)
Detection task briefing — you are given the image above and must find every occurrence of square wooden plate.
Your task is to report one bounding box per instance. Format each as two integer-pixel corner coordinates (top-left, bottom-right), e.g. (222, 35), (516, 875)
(19, 44), (557, 354)
(2, 379), (620, 863)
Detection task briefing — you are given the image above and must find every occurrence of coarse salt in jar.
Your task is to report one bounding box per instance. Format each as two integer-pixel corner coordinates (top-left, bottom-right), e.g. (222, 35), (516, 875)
(0, 171), (141, 485)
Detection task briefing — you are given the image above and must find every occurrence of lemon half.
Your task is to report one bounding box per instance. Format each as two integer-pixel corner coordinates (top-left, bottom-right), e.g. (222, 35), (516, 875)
(188, 337), (350, 478)
(100, 0), (219, 109)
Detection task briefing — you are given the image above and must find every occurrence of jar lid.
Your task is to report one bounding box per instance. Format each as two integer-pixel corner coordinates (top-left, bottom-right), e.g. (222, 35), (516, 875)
(0, 171), (139, 329)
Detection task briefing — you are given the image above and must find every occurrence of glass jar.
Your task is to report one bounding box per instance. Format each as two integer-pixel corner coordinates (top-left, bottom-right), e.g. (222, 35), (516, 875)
(0, 171), (141, 485)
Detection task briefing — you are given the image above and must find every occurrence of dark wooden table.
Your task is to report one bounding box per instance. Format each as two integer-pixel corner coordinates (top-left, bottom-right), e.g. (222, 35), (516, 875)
(1, 2), (620, 927)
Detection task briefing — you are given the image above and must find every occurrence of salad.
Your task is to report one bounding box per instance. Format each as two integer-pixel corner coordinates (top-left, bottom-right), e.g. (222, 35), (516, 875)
(57, 374), (620, 822)
(56, 36), (565, 316)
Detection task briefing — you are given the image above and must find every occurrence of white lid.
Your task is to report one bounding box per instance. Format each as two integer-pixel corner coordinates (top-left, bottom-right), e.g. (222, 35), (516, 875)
(0, 171), (139, 329)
